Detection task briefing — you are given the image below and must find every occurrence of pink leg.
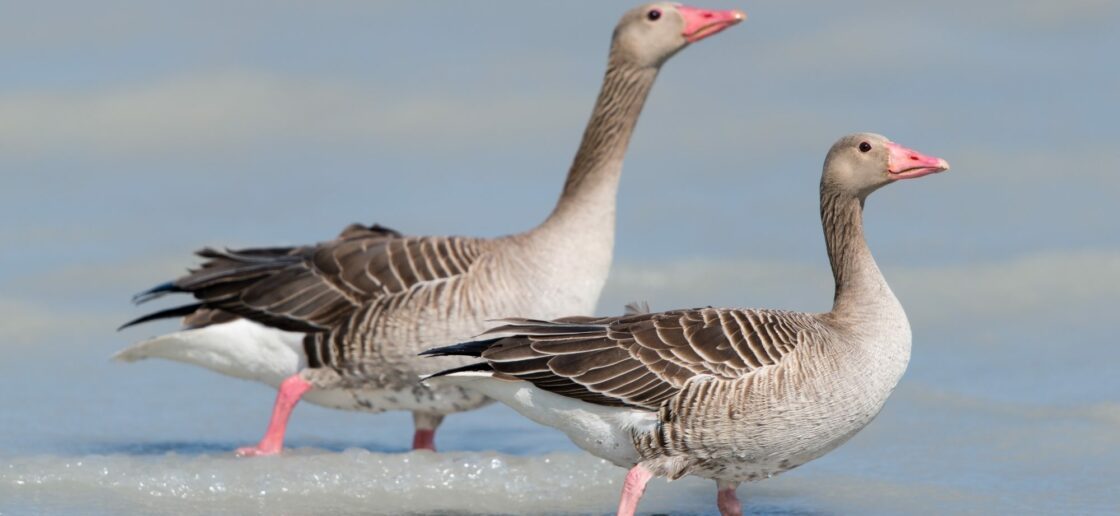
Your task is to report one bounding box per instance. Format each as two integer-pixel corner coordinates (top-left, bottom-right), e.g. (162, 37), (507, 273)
(616, 464), (654, 516)
(235, 374), (313, 457)
(411, 429), (436, 451)
(411, 412), (444, 452)
(716, 480), (743, 516)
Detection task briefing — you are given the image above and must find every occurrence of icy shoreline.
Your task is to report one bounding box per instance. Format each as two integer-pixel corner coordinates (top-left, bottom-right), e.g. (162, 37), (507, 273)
(0, 449), (720, 515)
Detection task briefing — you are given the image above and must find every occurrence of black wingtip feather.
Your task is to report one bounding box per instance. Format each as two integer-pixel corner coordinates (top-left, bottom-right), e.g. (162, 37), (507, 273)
(419, 338), (501, 358)
(132, 281), (182, 304)
(422, 361), (494, 381)
(118, 303), (203, 331)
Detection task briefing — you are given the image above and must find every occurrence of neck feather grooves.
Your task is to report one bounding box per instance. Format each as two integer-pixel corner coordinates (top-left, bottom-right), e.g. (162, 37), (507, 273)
(820, 187), (885, 315)
(545, 59), (658, 225)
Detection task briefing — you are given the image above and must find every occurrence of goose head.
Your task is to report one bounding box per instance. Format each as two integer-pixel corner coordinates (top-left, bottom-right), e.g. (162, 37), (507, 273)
(823, 133), (950, 200)
(612, 3), (746, 69)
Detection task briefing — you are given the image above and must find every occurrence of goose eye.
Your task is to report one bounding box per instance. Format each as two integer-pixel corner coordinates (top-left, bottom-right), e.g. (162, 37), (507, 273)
(859, 142), (872, 153)
(647, 9), (662, 21)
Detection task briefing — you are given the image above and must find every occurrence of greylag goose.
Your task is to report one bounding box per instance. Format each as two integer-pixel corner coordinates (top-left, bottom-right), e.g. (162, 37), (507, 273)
(423, 133), (949, 515)
(117, 3), (745, 456)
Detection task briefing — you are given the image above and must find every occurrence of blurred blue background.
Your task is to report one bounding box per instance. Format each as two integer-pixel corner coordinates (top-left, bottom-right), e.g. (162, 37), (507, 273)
(1, 1), (1117, 514)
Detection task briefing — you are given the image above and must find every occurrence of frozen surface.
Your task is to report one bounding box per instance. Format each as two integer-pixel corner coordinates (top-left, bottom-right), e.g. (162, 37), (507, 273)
(3, 411), (1118, 516)
(2, 451), (644, 515)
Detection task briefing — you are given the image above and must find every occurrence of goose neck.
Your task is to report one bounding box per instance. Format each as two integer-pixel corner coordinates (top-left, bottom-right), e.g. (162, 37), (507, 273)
(542, 60), (658, 231)
(820, 188), (897, 320)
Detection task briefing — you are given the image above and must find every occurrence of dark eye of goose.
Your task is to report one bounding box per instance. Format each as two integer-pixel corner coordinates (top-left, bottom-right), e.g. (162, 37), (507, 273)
(859, 142), (872, 153)
(647, 9), (662, 21)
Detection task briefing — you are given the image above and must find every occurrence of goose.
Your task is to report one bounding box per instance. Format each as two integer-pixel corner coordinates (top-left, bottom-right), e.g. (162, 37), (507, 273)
(117, 3), (745, 456)
(423, 133), (949, 515)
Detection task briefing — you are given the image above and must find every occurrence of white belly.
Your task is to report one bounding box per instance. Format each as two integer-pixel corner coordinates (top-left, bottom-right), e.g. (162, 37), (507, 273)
(433, 373), (652, 467)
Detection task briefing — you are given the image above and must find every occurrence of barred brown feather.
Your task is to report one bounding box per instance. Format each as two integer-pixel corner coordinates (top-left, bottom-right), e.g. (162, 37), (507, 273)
(476, 307), (820, 411)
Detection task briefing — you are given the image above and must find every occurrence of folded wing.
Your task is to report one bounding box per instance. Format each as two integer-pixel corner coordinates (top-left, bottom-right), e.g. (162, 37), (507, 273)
(126, 223), (490, 334)
(438, 307), (817, 411)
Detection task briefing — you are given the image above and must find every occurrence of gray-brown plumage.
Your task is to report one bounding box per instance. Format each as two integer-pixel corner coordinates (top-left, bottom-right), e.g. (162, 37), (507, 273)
(117, 2), (745, 456)
(426, 133), (950, 515)
(454, 307), (819, 410)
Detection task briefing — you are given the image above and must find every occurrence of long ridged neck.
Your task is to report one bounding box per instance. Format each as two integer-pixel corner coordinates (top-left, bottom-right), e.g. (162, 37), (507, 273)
(540, 58), (658, 232)
(820, 186), (895, 319)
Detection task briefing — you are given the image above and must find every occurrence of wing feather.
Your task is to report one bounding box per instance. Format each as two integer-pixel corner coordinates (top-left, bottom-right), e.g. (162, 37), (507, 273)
(476, 307), (819, 410)
(130, 222), (490, 335)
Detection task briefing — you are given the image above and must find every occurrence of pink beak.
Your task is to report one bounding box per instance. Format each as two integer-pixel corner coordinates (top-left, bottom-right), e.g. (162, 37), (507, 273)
(886, 141), (951, 180)
(677, 5), (746, 43)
